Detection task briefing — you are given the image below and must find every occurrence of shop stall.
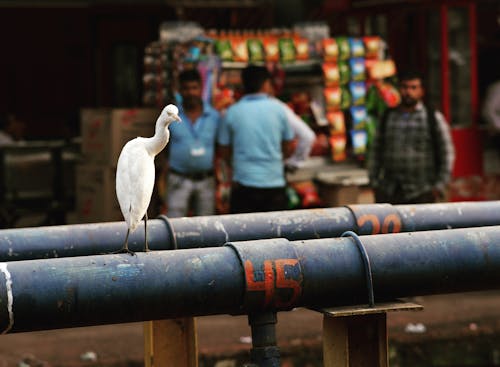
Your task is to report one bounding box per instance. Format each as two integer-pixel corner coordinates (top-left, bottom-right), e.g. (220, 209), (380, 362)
(141, 21), (399, 212)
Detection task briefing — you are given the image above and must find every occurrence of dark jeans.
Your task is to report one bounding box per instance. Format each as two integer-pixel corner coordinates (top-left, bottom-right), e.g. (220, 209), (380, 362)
(230, 182), (288, 214)
(375, 188), (436, 205)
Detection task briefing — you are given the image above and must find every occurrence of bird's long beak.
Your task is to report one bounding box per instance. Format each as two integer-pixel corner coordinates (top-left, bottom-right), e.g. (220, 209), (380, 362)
(174, 115), (181, 122)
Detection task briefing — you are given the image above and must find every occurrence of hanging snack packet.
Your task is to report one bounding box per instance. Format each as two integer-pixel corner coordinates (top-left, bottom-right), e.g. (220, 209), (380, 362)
(336, 37), (350, 61)
(363, 36), (381, 59)
(350, 129), (368, 155)
(231, 33), (249, 62)
(294, 35), (310, 60)
(263, 33), (280, 62)
(349, 81), (366, 106)
(215, 39), (233, 61)
(340, 86), (352, 110)
(377, 81), (401, 108)
(322, 63), (340, 86)
(322, 38), (338, 62)
(327, 111), (346, 133)
(279, 37), (296, 63)
(247, 38), (265, 62)
(338, 61), (350, 85)
(349, 38), (365, 58)
(350, 58), (366, 81)
(329, 134), (347, 162)
(324, 87), (342, 110)
(350, 106), (367, 128)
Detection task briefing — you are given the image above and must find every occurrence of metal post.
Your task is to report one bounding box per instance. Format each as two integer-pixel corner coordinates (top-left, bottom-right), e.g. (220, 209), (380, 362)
(248, 312), (280, 367)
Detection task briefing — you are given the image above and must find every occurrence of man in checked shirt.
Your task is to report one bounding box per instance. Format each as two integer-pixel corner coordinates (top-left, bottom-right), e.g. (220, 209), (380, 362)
(368, 71), (455, 204)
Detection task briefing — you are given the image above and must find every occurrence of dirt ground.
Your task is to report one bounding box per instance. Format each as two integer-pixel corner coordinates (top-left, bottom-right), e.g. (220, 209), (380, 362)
(0, 291), (499, 366)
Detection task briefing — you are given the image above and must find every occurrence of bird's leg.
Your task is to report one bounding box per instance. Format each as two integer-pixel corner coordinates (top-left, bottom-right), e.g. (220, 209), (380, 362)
(113, 228), (135, 255)
(144, 212), (150, 252)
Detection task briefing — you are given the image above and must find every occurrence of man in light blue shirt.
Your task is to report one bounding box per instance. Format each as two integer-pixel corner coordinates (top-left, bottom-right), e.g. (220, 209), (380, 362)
(217, 65), (295, 213)
(166, 69), (220, 217)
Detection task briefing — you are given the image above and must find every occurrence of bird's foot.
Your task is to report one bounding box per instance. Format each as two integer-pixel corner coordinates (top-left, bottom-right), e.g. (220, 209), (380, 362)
(112, 247), (136, 256)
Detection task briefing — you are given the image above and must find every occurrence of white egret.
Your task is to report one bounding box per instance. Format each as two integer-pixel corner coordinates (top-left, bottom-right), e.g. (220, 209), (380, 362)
(115, 104), (181, 254)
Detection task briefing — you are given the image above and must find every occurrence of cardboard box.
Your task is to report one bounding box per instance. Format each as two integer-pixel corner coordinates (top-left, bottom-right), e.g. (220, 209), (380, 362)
(81, 108), (159, 166)
(76, 164), (122, 223)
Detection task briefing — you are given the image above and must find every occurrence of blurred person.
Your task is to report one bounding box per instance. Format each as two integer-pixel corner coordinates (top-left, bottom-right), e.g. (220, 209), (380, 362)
(217, 65), (295, 213)
(368, 71), (455, 204)
(482, 80), (500, 132)
(0, 113), (26, 145)
(165, 69), (221, 217)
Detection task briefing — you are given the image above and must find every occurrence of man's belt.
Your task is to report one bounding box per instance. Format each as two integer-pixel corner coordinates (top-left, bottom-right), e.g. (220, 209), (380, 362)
(170, 168), (214, 181)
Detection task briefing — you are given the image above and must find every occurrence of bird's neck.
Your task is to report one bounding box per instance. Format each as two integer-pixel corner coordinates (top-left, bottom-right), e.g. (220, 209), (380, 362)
(145, 122), (170, 156)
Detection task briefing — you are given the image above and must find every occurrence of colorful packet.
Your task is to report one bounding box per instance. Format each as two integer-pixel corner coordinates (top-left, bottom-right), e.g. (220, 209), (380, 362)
(350, 106), (367, 128)
(324, 87), (342, 110)
(263, 33), (280, 62)
(327, 111), (346, 133)
(322, 38), (338, 62)
(350, 129), (368, 155)
(349, 38), (365, 58)
(338, 61), (350, 85)
(336, 37), (350, 61)
(247, 38), (265, 62)
(279, 37), (296, 62)
(329, 134), (347, 162)
(294, 36), (309, 60)
(349, 81), (366, 106)
(231, 34), (248, 62)
(322, 63), (340, 86)
(340, 87), (352, 109)
(350, 58), (366, 81)
(363, 36), (381, 59)
(215, 39), (233, 61)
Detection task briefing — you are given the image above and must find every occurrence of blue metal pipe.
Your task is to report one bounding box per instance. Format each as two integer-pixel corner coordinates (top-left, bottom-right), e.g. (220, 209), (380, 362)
(1, 201), (500, 260)
(0, 226), (499, 333)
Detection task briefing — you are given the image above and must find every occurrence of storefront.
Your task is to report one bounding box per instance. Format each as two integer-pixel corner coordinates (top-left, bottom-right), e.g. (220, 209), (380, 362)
(335, 0), (499, 201)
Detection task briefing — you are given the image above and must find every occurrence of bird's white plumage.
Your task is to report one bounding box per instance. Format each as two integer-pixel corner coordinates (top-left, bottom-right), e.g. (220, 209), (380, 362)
(116, 138), (156, 231)
(115, 104), (180, 235)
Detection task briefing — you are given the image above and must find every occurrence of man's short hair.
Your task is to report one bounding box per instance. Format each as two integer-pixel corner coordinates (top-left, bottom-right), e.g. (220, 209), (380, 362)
(179, 68), (202, 84)
(399, 70), (424, 83)
(241, 65), (271, 94)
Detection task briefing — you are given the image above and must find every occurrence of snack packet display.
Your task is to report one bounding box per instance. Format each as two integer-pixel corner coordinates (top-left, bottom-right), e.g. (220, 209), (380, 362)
(322, 63), (340, 86)
(329, 134), (347, 161)
(350, 106), (367, 128)
(349, 81), (366, 106)
(322, 38), (338, 61)
(349, 38), (365, 58)
(349, 58), (366, 81)
(350, 129), (368, 156)
(327, 111), (346, 133)
(336, 37), (350, 61)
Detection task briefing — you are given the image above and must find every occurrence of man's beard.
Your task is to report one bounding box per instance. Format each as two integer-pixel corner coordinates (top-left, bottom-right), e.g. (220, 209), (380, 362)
(183, 97), (202, 109)
(401, 96), (418, 108)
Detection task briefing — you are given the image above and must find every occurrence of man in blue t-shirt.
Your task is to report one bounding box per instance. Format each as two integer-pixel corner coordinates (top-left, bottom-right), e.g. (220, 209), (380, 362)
(166, 69), (220, 217)
(217, 65), (295, 213)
